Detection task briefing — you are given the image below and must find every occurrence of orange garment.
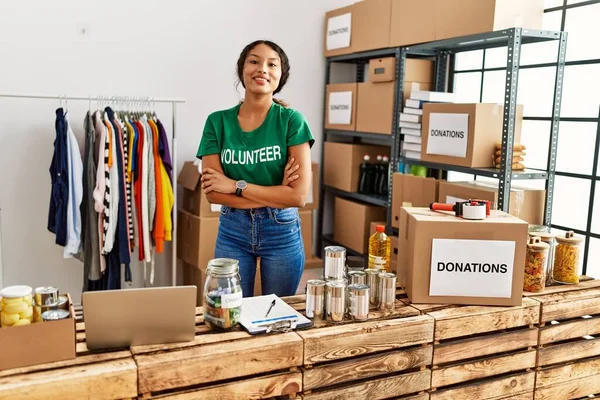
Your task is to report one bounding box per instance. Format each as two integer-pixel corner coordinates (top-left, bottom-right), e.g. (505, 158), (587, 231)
(149, 119), (165, 253)
(103, 119), (113, 167)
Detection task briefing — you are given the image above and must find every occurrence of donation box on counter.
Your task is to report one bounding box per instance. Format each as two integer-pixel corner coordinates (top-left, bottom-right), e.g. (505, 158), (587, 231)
(397, 207), (528, 306)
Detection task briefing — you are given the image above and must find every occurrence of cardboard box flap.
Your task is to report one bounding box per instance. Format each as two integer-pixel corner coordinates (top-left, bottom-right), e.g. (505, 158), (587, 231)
(178, 162), (201, 191)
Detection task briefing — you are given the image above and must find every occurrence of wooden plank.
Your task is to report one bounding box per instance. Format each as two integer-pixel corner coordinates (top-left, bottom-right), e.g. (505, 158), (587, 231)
(299, 315), (434, 364)
(535, 375), (600, 400)
(303, 369), (431, 400)
(431, 350), (536, 388)
(0, 358), (138, 400)
(428, 299), (540, 341)
(538, 339), (600, 367)
(539, 296), (600, 323)
(135, 332), (303, 394)
(498, 393), (534, 400)
(540, 317), (600, 345)
(0, 350), (132, 378)
(154, 371), (302, 400)
(391, 394), (430, 400)
(131, 329), (251, 354)
(536, 356), (600, 388)
(410, 304), (456, 314)
(430, 371), (535, 400)
(309, 302), (420, 329)
(527, 278), (600, 297)
(433, 328), (538, 365)
(304, 345), (432, 391)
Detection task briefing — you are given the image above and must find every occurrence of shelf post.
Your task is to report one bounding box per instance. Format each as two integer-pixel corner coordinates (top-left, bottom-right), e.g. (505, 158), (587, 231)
(498, 28), (523, 212)
(316, 59), (332, 258)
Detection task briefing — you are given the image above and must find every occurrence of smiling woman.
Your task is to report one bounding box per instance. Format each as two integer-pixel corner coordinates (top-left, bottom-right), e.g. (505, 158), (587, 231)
(196, 40), (315, 298)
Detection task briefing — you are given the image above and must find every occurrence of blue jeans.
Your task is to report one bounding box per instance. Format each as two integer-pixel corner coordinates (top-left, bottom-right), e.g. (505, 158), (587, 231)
(214, 206), (305, 297)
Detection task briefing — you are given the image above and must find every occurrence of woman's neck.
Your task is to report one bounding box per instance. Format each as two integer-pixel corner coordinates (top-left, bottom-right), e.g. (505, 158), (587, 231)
(240, 93), (273, 116)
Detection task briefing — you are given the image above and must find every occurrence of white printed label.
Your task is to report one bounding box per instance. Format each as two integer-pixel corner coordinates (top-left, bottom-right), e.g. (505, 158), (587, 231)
(429, 239), (515, 298)
(210, 204), (222, 213)
(369, 255), (386, 269)
(221, 291), (243, 309)
(326, 13), (352, 50)
(426, 113), (469, 158)
(328, 91), (353, 125)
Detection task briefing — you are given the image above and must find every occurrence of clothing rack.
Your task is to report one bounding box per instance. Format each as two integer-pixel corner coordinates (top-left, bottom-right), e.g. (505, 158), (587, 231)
(0, 92), (185, 287)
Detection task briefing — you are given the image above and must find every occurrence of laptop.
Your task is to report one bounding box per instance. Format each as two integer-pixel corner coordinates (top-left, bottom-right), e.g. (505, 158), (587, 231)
(82, 286), (197, 350)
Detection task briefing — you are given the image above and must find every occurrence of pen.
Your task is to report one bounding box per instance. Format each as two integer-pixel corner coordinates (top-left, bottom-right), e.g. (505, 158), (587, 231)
(265, 299), (276, 318)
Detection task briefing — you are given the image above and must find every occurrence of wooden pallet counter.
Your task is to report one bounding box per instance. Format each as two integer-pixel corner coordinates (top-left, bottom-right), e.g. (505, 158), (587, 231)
(0, 307), (138, 400)
(409, 298), (540, 400)
(527, 279), (600, 400)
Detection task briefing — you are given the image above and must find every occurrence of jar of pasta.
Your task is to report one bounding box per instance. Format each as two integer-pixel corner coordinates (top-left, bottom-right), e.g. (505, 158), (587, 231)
(1, 285), (34, 327)
(528, 231), (556, 286)
(524, 236), (549, 293)
(553, 231), (583, 284)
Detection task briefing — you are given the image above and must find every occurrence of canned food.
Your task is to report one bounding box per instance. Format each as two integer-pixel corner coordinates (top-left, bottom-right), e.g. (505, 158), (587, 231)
(34, 286), (60, 307)
(324, 246), (346, 280)
(306, 280), (326, 320)
(41, 309), (70, 321)
(378, 272), (397, 311)
(364, 269), (380, 305)
(1, 285), (34, 327)
(34, 304), (58, 323)
(57, 295), (69, 310)
(326, 280), (347, 322)
(348, 270), (367, 286)
(349, 284), (369, 321)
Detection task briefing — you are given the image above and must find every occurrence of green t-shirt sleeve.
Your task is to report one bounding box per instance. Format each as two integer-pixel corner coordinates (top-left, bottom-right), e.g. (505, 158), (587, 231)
(287, 110), (315, 148)
(196, 114), (220, 159)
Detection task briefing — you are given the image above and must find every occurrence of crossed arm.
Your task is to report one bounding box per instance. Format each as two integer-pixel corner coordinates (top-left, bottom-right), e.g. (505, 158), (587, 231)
(201, 142), (312, 209)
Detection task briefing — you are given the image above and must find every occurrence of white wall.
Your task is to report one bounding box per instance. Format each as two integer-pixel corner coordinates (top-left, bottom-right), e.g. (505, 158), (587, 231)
(0, 0), (355, 302)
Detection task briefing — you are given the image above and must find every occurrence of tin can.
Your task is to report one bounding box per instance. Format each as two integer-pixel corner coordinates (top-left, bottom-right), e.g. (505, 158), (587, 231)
(34, 304), (58, 323)
(34, 286), (60, 307)
(41, 309), (70, 322)
(348, 270), (367, 285)
(349, 284), (369, 321)
(306, 280), (326, 320)
(378, 272), (397, 311)
(324, 246), (346, 280)
(57, 295), (69, 310)
(326, 280), (347, 322)
(365, 268), (380, 305)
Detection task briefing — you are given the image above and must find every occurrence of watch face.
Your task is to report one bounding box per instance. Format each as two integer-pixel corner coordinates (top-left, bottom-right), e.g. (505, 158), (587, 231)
(236, 180), (247, 190)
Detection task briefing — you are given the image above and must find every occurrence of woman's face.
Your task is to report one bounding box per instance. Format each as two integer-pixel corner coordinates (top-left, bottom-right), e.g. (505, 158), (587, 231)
(242, 44), (282, 97)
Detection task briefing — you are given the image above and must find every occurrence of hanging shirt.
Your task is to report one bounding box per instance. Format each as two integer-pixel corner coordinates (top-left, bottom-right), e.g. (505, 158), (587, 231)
(103, 109), (119, 254)
(133, 119), (145, 261)
(48, 108), (69, 246)
(64, 112), (84, 258)
(149, 119), (165, 253)
(156, 119), (173, 184)
(135, 120), (151, 262)
(159, 159), (174, 242)
(92, 111), (108, 273)
(143, 116), (156, 234)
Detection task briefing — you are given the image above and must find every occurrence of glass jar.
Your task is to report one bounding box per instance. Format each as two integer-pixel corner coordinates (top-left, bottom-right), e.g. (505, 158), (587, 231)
(1, 285), (34, 327)
(553, 231), (583, 284)
(523, 236), (549, 293)
(528, 231), (556, 287)
(203, 258), (243, 331)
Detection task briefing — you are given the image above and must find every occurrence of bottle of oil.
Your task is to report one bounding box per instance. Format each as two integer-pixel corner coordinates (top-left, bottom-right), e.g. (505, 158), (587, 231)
(368, 225), (391, 271)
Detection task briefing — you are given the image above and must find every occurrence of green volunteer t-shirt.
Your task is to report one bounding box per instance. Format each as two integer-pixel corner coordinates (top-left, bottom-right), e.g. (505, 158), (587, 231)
(196, 102), (315, 186)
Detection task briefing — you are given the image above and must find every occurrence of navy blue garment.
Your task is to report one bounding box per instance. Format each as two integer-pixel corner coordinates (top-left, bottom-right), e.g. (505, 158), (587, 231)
(48, 108), (69, 246)
(106, 107), (132, 283)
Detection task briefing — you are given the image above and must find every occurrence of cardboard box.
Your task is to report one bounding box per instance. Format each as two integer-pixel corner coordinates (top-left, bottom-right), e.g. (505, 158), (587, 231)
(370, 221), (399, 270)
(334, 197), (387, 254)
(403, 60), (434, 103)
(303, 162), (320, 210)
(325, 83), (357, 131)
(177, 210), (219, 269)
(421, 103), (523, 168)
(0, 294), (76, 370)
(438, 180), (546, 225)
(369, 57), (395, 83)
(324, 142), (391, 192)
(390, 0), (436, 46)
(324, 0), (392, 57)
(397, 207), (528, 306)
(178, 161), (221, 217)
(391, 173), (438, 228)
(300, 210), (313, 259)
(183, 262), (205, 306)
(356, 81), (395, 134)
(305, 257), (323, 270)
(434, 0), (544, 41)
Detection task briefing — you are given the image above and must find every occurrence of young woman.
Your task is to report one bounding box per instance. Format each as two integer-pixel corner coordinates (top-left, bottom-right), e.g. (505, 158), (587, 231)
(196, 40), (314, 297)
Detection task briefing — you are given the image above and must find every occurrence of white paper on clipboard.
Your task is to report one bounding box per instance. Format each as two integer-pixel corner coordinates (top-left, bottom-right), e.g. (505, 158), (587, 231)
(239, 294), (311, 334)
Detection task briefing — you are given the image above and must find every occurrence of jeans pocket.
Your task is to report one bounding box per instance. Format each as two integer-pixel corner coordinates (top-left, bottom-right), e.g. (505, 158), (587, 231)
(220, 205), (230, 216)
(272, 208), (298, 225)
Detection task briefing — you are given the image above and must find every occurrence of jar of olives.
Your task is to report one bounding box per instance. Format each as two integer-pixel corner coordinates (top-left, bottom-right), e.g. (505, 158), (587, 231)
(1, 285), (34, 327)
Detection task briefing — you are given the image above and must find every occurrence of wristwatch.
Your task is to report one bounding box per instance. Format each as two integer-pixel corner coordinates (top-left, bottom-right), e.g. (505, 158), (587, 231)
(235, 180), (248, 197)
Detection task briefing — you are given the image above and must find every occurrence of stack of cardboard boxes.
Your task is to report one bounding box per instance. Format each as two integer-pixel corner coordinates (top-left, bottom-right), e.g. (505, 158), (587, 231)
(177, 161), (322, 304)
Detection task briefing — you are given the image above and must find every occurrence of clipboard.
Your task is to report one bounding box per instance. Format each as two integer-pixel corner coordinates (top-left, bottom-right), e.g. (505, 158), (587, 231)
(239, 294), (312, 335)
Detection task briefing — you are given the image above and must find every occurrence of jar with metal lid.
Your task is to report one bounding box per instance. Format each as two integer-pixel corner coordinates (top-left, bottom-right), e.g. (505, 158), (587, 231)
(553, 231), (583, 284)
(528, 231), (556, 286)
(203, 258), (243, 331)
(1, 285), (33, 327)
(524, 236), (550, 293)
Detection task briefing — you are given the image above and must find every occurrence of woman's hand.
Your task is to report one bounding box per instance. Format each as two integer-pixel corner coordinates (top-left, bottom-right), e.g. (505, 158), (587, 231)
(201, 168), (236, 194)
(282, 157), (300, 186)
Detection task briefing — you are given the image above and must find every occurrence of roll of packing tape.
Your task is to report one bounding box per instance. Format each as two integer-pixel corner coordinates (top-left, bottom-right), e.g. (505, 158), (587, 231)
(462, 203), (486, 220)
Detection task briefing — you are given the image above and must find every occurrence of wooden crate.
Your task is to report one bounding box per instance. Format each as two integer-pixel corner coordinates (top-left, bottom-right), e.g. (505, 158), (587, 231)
(289, 290), (434, 400)
(417, 298), (540, 400)
(0, 306), (137, 399)
(131, 305), (303, 399)
(527, 279), (600, 399)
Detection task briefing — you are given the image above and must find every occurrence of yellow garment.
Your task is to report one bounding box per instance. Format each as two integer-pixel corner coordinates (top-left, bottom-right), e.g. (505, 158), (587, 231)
(125, 120), (136, 183)
(160, 161), (174, 241)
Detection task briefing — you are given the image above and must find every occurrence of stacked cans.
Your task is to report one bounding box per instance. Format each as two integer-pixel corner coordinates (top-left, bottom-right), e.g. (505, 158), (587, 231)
(33, 286), (69, 323)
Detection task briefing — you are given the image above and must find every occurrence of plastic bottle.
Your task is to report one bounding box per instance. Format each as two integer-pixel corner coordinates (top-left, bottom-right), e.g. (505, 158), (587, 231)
(380, 155), (389, 196)
(368, 225), (391, 271)
(374, 155), (383, 195)
(358, 154), (371, 194)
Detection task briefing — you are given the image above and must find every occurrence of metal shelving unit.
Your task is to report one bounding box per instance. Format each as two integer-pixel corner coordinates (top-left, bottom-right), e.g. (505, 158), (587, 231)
(316, 28), (567, 259)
